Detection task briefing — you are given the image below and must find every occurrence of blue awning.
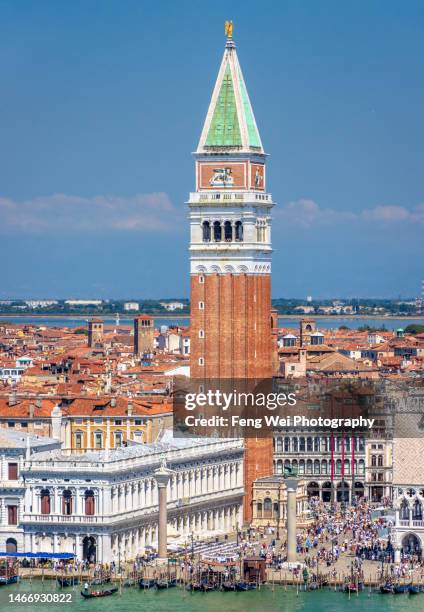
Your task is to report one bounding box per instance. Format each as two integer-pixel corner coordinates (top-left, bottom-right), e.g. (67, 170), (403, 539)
(0, 552), (75, 559)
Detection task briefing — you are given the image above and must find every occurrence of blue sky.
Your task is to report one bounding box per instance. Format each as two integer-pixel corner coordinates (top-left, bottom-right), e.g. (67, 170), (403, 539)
(1, 0), (423, 299)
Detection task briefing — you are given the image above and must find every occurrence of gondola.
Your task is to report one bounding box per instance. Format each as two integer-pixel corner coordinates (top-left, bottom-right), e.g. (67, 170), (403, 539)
(408, 585), (420, 595)
(156, 578), (177, 589)
(308, 582), (320, 590)
(57, 577), (79, 587)
(91, 576), (111, 585)
(235, 581), (257, 591)
(0, 575), (19, 586)
(139, 578), (157, 589)
(393, 584), (411, 594)
(201, 583), (217, 592)
(379, 584), (394, 594)
(221, 582), (236, 591)
(343, 583), (359, 593)
(80, 587), (118, 599)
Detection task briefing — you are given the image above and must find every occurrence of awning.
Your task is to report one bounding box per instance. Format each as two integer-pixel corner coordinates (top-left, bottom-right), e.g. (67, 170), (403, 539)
(0, 553), (75, 559)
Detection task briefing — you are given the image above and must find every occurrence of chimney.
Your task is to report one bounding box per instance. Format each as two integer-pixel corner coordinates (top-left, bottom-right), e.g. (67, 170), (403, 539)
(127, 402), (133, 417)
(29, 403), (35, 419)
(8, 391), (17, 407)
(110, 397), (116, 407)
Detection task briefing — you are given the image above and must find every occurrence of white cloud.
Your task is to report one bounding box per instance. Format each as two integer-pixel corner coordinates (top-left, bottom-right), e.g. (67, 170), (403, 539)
(362, 203), (424, 223)
(0, 192), (178, 233)
(274, 199), (424, 227)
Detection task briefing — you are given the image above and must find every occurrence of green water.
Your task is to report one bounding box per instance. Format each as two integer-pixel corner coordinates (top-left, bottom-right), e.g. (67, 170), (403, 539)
(0, 581), (422, 612)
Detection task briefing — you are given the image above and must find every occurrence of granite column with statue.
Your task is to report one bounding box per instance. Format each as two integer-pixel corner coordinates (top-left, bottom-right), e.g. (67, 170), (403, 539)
(285, 477), (299, 563)
(154, 458), (175, 561)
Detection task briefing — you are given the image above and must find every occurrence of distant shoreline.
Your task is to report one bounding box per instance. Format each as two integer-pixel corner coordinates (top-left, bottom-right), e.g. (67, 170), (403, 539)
(0, 314), (423, 321)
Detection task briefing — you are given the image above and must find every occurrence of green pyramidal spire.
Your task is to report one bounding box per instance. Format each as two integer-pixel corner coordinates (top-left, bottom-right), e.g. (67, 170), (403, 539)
(205, 64), (242, 147)
(198, 39), (264, 153)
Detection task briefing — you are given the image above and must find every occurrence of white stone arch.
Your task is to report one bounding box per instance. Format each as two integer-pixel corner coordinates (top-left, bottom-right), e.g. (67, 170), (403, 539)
(210, 264), (221, 273)
(238, 265), (248, 273)
(223, 264), (235, 273)
(196, 265), (207, 273)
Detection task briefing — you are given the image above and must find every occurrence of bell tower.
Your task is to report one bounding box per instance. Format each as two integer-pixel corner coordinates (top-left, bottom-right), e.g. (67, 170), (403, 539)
(189, 31), (274, 380)
(189, 27), (274, 522)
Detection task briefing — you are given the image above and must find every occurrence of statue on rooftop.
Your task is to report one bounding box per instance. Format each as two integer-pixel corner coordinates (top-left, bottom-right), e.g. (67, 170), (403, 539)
(225, 20), (233, 39)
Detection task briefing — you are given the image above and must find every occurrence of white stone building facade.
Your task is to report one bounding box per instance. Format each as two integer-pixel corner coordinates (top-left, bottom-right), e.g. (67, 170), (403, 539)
(19, 433), (244, 563)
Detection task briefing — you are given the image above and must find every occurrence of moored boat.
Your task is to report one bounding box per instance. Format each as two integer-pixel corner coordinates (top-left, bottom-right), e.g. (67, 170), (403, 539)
(393, 584), (410, 594)
(156, 578), (177, 589)
(0, 575), (19, 586)
(408, 585), (420, 595)
(80, 587), (118, 599)
(379, 584), (394, 594)
(221, 582), (236, 591)
(139, 578), (157, 589)
(57, 577), (79, 587)
(235, 581), (257, 591)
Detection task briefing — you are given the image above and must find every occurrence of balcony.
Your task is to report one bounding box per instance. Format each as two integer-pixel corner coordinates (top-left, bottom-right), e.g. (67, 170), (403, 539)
(0, 479), (25, 489)
(22, 514), (103, 525)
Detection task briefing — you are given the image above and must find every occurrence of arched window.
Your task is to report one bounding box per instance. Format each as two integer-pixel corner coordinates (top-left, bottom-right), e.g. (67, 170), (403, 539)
(276, 460), (283, 475)
(314, 459), (320, 474)
(336, 459), (342, 474)
(306, 459), (313, 474)
(263, 498), (272, 519)
(40, 489), (51, 515)
(292, 438), (298, 452)
(298, 460), (305, 475)
(314, 437), (320, 452)
(256, 502), (263, 518)
(6, 538), (17, 553)
(284, 437), (290, 452)
(276, 437), (283, 453)
(321, 460), (328, 474)
(400, 498), (409, 520)
(358, 459), (365, 475)
(371, 455), (377, 467)
(344, 459), (350, 474)
(299, 437), (305, 452)
(202, 221), (211, 242)
(235, 221), (243, 241)
(62, 490), (73, 515)
(85, 490), (95, 516)
(412, 499), (423, 520)
(224, 221), (233, 241)
(213, 221), (221, 242)
(377, 455), (383, 467)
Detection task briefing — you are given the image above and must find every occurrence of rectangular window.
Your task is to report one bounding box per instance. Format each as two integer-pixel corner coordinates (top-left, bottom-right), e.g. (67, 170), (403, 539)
(114, 419), (122, 425)
(75, 433), (83, 449)
(115, 432), (123, 447)
(8, 422), (15, 428)
(8, 505), (18, 525)
(135, 419), (142, 425)
(8, 463), (18, 480)
(94, 433), (102, 449)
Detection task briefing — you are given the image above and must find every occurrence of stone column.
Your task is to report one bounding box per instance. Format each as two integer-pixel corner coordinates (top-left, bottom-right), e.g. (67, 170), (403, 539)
(154, 460), (175, 561)
(285, 478), (298, 563)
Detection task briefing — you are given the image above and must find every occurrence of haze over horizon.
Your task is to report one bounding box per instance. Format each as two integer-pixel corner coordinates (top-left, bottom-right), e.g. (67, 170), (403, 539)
(1, 1), (423, 299)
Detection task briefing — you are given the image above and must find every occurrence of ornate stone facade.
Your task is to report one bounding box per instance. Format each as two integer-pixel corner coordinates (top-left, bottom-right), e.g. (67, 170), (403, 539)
(18, 432), (244, 562)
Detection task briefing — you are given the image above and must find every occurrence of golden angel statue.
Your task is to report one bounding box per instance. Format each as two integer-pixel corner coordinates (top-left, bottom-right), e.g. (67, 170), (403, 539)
(225, 20), (233, 39)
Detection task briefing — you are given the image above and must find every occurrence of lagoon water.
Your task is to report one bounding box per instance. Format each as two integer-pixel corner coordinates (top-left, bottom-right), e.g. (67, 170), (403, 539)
(1, 582), (423, 612)
(2, 315), (424, 331)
